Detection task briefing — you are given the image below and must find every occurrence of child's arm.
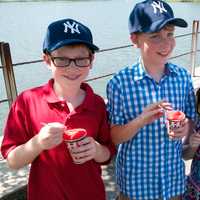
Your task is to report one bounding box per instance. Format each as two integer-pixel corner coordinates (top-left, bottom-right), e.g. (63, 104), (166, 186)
(6, 122), (65, 169)
(182, 131), (200, 160)
(182, 144), (198, 160)
(6, 134), (44, 169)
(110, 101), (170, 145)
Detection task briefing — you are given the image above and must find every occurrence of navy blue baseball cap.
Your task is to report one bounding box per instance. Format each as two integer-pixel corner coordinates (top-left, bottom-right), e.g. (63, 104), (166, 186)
(128, 0), (188, 34)
(43, 18), (99, 53)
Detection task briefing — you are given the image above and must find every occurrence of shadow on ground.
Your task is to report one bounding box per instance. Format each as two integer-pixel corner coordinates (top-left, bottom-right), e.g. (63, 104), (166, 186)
(0, 157), (118, 200)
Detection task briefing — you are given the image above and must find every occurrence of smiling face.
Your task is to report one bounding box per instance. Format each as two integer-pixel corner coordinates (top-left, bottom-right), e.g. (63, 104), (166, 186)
(131, 25), (175, 69)
(44, 44), (94, 88)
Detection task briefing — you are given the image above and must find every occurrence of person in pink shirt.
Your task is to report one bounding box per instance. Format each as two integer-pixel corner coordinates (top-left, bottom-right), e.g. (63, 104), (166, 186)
(1, 18), (115, 200)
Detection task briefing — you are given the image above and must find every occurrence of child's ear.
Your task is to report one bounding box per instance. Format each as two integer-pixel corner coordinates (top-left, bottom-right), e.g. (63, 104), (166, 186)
(43, 53), (51, 69)
(89, 54), (95, 69)
(130, 33), (139, 48)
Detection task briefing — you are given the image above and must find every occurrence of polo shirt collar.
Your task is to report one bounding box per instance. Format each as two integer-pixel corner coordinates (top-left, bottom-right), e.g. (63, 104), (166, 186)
(79, 82), (96, 112)
(43, 79), (96, 111)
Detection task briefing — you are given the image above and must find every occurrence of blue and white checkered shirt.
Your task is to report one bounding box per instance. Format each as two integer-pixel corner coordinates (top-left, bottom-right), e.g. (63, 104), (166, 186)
(106, 61), (197, 200)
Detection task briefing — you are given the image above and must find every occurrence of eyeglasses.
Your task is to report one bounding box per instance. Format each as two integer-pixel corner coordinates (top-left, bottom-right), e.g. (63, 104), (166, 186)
(49, 55), (92, 68)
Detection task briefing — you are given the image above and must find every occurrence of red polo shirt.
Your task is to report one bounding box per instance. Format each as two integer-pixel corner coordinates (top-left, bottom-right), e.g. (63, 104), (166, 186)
(1, 79), (115, 200)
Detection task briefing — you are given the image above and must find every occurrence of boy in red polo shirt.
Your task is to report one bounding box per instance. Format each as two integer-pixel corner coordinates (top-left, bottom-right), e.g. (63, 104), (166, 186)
(1, 18), (115, 200)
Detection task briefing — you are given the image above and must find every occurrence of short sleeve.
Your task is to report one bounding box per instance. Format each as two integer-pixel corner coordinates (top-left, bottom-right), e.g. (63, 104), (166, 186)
(185, 73), (198, 123)
(95, 98), (116, 164)
(1, 94), (30, 158)
(106, 76), (125, 125)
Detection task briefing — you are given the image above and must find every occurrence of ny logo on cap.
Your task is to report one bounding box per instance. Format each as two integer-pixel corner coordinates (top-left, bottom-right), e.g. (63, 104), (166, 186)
(63, 21), (80, 34)
(151, 1), (167, 14)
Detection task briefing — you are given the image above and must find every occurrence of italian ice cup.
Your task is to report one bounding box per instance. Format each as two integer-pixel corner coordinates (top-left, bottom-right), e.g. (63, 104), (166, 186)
(166, 110), (185, 139)
(63, 128), (87, 164)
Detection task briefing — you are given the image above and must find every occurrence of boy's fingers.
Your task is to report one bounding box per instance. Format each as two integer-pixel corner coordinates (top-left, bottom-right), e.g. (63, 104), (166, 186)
(160, 103), (173, 111)
(144, 103), (162, 113)
(149, 101), (164, 109)
(77, 137), (90, 146)
(168, 132), (183, 140)
(145, 100), (172, 112)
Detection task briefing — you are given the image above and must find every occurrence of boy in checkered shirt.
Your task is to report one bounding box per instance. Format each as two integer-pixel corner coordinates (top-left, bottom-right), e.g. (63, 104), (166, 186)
(106, 0), (197, 199)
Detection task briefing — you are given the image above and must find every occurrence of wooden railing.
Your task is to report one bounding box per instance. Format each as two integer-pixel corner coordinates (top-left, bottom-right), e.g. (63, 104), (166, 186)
(0, 20), (199, 107)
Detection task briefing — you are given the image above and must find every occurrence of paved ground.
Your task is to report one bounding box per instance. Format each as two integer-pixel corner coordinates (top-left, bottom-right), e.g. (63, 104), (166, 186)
(0, 133), (192, 200)
(0, 154), (192, 200)
(0, 156), (118, 200)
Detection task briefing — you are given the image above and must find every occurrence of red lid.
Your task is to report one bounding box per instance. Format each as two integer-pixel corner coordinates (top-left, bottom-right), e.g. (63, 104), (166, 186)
(63, 128), (87, 142)
(167, 111), (185, 121)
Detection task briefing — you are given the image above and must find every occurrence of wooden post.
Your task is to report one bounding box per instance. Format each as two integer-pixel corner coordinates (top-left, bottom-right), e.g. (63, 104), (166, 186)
(191, 20), (199, 77)
(0, 42), (17, 107)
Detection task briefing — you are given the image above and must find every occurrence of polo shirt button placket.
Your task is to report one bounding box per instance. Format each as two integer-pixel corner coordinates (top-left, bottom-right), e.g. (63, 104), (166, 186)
(64, 115), (70, 128)
(60, 102), (66, 109)
(66, 115), (71, 120)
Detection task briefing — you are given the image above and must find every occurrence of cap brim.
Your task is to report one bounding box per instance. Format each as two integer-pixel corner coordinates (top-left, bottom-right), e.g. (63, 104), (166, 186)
(147, 18), (188, 33)
(166, 18), (188, 28)
(47, 39), (99, 53)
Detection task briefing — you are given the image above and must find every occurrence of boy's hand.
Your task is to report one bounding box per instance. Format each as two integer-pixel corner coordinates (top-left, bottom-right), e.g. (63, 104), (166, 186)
(168, 118), (189, 140)
(37, 122), (65, 150)
(189, 131), (200, 147)
(67, 137), (98, 164)
(139, 101), (172, 126)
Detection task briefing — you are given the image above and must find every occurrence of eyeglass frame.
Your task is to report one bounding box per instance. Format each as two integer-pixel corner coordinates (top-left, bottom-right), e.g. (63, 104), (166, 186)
(47, 53), (93, 68)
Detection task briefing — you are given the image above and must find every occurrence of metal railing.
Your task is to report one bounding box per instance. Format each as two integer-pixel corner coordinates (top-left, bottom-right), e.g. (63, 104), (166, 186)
(0, 20), (199, 107)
